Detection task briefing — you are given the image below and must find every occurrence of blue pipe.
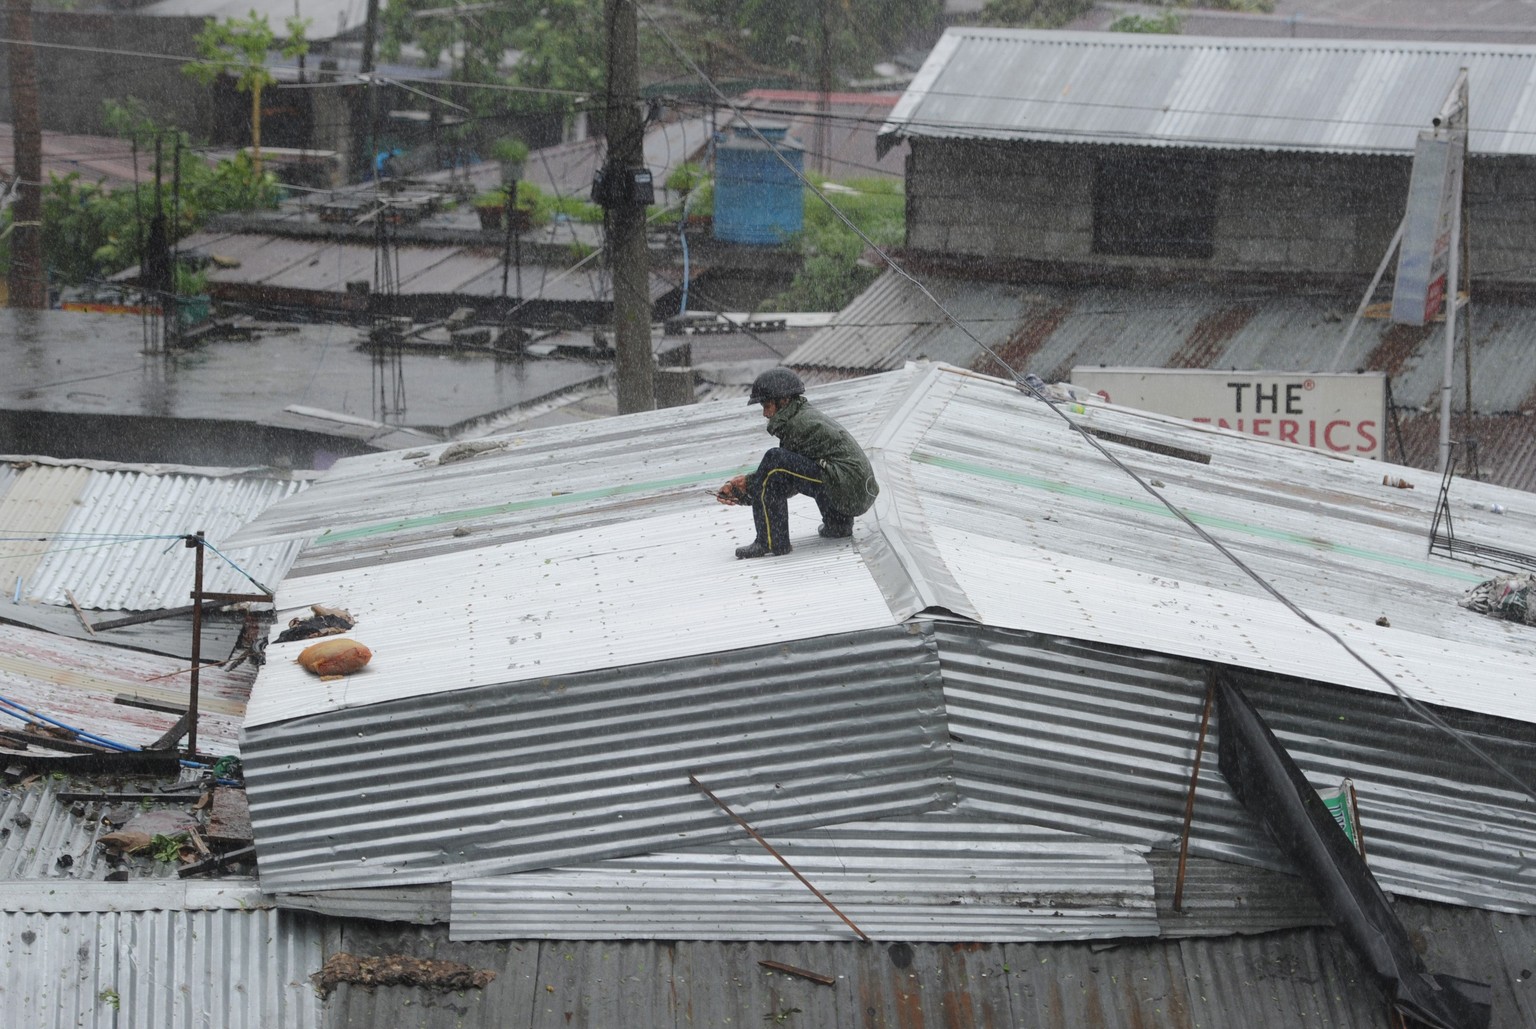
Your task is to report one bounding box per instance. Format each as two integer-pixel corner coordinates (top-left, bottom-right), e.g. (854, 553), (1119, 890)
(0, 693), (140, 752)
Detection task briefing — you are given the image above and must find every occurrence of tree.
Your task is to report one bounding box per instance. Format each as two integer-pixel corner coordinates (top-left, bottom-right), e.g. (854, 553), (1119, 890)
(1110, 11), (1184, 33)
(183, 12), (309, 173)
(682, 0), (942, 81)
(379, 0), (601, 124)
(979, 0), (1095, 29)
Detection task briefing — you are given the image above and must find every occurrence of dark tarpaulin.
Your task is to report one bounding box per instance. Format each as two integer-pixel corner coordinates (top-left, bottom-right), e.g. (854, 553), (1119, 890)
(1214, 675), (1492, 1029)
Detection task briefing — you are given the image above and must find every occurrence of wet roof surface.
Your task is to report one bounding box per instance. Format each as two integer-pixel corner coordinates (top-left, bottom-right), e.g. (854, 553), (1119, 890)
(0, 308), (606, 435)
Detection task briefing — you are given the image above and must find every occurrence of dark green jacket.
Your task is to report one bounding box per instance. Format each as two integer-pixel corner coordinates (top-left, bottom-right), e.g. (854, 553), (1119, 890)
(765, 395), (879, 516)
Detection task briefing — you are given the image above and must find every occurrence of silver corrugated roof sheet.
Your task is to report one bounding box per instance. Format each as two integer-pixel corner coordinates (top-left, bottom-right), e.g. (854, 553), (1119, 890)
(243, 627), (954, 892)
(231, 363), (1536, 912)
(0, 456), (308, 611)
(0, 905), (323, 1029)
(882, 29), (1536, 155)
(938, 622), (1536, 915)
(450, 818), (1157, 942)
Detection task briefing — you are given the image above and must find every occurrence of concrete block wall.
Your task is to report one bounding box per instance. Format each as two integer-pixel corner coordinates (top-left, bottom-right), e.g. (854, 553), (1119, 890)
(907, 141), (1094, 260)
(0, 13), (207, 136)
(906, 140), (1536, 285)
(1470, 156), (1536, 284)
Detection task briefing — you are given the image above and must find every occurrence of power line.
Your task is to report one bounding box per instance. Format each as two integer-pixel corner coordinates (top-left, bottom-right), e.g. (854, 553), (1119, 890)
(632, 0), (1536, 806)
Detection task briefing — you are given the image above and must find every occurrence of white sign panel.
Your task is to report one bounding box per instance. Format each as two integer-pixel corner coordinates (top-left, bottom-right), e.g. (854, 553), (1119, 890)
(1390, 72), (1468, 327)
(1070, 367), (1388, 459)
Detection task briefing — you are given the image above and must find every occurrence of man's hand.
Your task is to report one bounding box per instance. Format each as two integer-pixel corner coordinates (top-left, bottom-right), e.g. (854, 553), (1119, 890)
(717, 475), (748, 505)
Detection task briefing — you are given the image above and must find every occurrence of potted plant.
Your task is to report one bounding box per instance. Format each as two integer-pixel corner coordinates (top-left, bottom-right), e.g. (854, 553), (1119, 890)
(666, 162), (706, 198)
(490, 138), (528, 186)
(474, 189), (507, 230)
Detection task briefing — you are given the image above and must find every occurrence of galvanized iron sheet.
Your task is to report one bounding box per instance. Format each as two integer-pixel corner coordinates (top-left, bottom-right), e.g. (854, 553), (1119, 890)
(322, 918), (1520, 1029)
(225, 372), (905, 562)
(243, 626), (954, 892)
(0, 623), (250, 757)
(0, 458), (306, 610)
(0, 906), (323, 1029)
(884, 29), (1536, 156)
(911, 371), (1536, 724)
(244, 504), (898, 727)
(938, 622), (1536, 915)
(449, 817), (1157, 942)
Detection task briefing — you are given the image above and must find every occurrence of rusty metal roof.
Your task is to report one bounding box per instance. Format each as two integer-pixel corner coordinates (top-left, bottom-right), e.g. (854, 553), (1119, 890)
(315, 902), (1536, 1028)
(788, 272), (1536, 491)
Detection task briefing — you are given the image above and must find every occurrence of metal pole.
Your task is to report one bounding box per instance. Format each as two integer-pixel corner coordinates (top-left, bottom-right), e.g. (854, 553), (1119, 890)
(185, 531), (205, 757)
(689, 773), (870, 941)
(1173, 675), (1217, 913)
(1438, 192), (1461, 474)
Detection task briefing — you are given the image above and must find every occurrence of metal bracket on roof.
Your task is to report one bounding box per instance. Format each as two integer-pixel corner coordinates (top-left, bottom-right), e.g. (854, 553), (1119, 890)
(1429, 444), (1536, 572)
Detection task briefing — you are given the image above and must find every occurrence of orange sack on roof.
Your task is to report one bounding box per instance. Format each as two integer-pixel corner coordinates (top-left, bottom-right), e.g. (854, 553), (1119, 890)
(297, 638), (372, 677)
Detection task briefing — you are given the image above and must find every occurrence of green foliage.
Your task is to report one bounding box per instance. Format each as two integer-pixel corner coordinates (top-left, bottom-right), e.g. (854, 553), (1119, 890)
(0, 98), (284, 287)
(470, 182), (599, 226)
(381, 0), (600, 119)
(150, 833), (188, 863)
(489, 138), (529, 164)
(666, 162), (708, 195)
(24, 149), (281, 286)
(979, 0), (1095, 28)
(184, 12), (309, 94)
(765, 178), (903, 313)
(98, 989), (121, 1012)
(682, 0), (942, 79)
(1110, 11), (1184, 32)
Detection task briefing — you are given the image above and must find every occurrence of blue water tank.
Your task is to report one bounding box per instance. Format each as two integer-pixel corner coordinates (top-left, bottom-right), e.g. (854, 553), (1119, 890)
(713, 121), (804, 245)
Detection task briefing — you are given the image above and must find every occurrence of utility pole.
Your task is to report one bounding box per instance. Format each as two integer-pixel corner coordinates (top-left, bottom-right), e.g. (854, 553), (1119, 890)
(359, 0), (381, 183)
(6, 0), (44, 308)
(602, 0), (655, 413)
(816, 0), (831, 178)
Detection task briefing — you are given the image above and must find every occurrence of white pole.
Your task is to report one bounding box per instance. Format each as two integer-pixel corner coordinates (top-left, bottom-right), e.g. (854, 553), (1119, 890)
(1438, 196), (1461, 474)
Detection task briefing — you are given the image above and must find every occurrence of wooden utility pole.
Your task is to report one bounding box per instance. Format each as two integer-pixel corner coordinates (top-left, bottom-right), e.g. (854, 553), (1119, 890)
(603, 0), (655, 413)
(6, 0), (45, 308)
(816, 0), (831, 177)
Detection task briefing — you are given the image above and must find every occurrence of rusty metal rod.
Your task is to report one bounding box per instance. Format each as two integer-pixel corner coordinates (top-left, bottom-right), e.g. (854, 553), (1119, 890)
(185, 532), (205, 758)
(688, 773), (870, 942)
(1173, 675), (1217, 913)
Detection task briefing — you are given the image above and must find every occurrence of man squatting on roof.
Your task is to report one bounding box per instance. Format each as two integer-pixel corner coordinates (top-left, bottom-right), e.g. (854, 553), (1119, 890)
(717, 368), (879, 559)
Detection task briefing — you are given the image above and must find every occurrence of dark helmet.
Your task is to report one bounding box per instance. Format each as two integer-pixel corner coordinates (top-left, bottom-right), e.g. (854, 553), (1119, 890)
(748, 367), (805, 405)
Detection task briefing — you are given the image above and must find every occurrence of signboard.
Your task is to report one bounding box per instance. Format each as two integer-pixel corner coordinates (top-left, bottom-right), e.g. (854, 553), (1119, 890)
(1070, 367), (1389, 459)
(1390, 73), (1468, 326)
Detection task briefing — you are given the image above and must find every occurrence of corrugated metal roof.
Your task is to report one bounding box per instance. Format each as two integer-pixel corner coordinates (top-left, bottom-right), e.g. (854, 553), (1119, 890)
(245, 505), (894, 727)
(882, 29), (1536, 155)
(938, 622), (1536, 915)
(450, 818), (1158, 942)
(0, 456), (308, 611)
(901, 371), (1536, 724)
(242, 626), (954, 892)
(182, 232), (674, 303)
(788, 272), (1536, 490)
(0, 622), (250, 757)
(230, 363), (1536, 916)
(316, 910), (1536, 1029)
(0, 905), (323, 1029)
(1397, 411), (1536, 492)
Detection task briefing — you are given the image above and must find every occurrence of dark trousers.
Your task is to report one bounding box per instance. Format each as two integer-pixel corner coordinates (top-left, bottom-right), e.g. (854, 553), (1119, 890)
(747, 447), (848, 551)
